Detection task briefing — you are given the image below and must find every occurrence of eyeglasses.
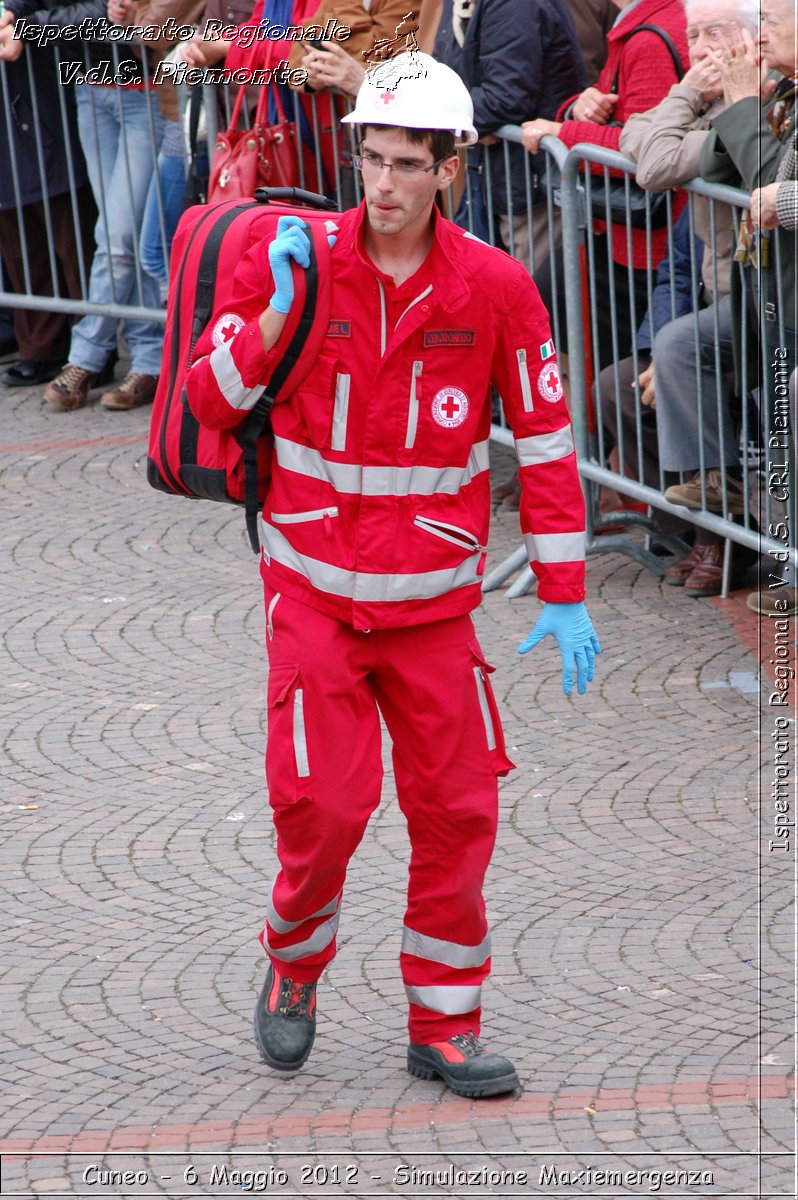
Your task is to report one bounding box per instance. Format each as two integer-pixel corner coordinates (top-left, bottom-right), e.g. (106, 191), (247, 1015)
(352, 151), (447, 178)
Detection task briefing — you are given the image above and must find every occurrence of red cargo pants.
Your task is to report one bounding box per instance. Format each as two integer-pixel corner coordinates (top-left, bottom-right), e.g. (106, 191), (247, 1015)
(259, 584), (515, 1043)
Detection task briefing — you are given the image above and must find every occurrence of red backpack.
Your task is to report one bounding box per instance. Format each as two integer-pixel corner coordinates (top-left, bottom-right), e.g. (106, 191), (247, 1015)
(147, 187), (337, 552)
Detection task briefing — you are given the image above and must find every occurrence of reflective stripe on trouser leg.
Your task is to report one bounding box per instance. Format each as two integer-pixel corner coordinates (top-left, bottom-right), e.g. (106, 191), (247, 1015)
(259, 582), (384, 983)
(370, 615), (507, 1043)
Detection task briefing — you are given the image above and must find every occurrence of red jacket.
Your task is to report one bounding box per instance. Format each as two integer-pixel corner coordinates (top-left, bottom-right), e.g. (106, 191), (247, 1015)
(187, 204), (587, 630)
(556, 0), (688, 269)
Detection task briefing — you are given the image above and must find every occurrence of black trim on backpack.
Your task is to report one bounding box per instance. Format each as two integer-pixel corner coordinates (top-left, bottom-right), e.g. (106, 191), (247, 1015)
(148, 193), (333, 555)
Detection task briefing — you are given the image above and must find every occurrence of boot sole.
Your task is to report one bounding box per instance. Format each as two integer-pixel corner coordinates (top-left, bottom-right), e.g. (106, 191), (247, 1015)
(407, 1047), (520, 1098)
(253, 1013), (315, 1072)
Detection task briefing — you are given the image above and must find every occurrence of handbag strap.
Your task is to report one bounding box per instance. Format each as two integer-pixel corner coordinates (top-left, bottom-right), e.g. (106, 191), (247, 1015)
(611, 24), (685, 93)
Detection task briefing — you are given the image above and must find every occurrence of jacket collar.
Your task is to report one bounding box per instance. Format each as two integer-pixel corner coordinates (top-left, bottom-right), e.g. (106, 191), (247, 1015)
(341, 202), (472, 314)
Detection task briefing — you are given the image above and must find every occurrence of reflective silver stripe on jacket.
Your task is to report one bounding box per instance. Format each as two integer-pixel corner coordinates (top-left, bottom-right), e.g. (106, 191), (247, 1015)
(405, 984), (482, 1014)
(331, 373), (350, 451)
(264, 911), (340, 962)
(273, 436), (490, 497)
(515, 425), (574, 467)
(208, 344), (266, 410)
(260, 521), (483, 601)
(524, 531), (586, 563)
(267, 885), (341, 935)
(402, 926), (491, 969)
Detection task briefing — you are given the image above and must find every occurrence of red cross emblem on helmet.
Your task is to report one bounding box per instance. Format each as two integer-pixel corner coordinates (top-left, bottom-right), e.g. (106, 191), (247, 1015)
(377, 88), (397, 106)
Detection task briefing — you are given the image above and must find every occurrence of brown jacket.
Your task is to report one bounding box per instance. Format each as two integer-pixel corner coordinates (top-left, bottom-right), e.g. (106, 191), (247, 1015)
(126, 0), (207, 120)
(286, 0), (440, 82)
(565, 0), (617, 85)
(621, 83), (733, 300)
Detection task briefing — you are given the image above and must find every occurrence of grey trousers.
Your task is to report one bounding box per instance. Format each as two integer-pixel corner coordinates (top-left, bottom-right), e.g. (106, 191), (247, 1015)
(653, 296), (738, 474)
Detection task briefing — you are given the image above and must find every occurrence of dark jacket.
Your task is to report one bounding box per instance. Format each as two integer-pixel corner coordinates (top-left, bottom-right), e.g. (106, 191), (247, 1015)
(433, 0), (586, 212)
(0, 40), (88, 209)
(637, 206), (701, 350)
(10, 0), (145, 74)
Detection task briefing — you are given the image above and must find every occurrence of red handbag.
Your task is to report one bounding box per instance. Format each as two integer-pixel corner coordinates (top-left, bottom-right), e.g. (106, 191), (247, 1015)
(207, 86), (304, 204)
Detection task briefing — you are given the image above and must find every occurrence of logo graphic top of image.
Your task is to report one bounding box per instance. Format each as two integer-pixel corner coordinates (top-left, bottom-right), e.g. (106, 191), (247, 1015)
(361, 12), (425, 99)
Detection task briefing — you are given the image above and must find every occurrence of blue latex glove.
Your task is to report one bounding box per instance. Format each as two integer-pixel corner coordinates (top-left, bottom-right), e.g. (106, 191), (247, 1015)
(518, 602), (601, 696)
(268, 216), (311, 314)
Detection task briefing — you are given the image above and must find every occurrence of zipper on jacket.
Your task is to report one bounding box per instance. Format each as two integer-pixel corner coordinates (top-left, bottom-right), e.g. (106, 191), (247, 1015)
(517, 348), (534, 412)
(293, 688), (310, 777)
(271, 506), (339, 537)
(266, 591), (281, 640)
(405, 361), (422, 449)
(331, 373), (350, 451)
(377, 279), (387, 356)
(473, 667), (497, 751)
(413, 514), (482, 552)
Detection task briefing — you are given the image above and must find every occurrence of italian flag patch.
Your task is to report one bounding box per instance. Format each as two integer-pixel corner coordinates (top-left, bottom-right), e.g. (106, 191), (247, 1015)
(539, 339), (555, 360)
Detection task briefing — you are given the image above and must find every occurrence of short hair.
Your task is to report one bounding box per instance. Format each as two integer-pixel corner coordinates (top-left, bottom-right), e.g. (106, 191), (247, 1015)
(683, 0), (760, 32)
(361, 125), (457, 165)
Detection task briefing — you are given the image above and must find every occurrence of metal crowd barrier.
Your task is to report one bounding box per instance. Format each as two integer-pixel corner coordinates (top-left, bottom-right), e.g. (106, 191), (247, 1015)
(480, 131), (796, 597)
(2, 54), (795, 598)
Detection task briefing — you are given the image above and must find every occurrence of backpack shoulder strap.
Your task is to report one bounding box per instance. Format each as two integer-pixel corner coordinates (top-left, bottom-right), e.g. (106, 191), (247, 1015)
(611, 23), (685, 93)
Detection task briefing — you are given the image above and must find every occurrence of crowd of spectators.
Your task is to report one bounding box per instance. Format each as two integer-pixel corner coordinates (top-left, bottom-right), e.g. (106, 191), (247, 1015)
(0, 0), (794, 611)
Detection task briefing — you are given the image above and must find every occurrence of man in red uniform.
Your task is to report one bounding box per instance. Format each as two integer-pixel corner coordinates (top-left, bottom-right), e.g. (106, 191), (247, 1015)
(187, 52), (600, 1097)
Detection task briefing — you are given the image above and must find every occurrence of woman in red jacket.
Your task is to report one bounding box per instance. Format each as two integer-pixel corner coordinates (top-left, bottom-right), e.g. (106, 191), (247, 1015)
(521, 0), (689, 372)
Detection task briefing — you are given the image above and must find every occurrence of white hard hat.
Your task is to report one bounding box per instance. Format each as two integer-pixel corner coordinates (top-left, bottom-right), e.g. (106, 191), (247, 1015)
(341, 51), (478, 147)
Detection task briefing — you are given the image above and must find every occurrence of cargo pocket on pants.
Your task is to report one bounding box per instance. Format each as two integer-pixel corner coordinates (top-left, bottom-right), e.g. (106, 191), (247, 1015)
(469, 643), (516, 777)
(266, 664), (311, 805)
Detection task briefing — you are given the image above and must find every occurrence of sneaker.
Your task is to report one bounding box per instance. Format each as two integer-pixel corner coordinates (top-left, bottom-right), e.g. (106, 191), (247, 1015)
(746, 587), (797, 617)
(99, 371), (158, 411)
(43, 363), (98, 411)
(407, 1032), (520, 1098)
(254, 965), (317, 1072)
(664, 469), (746, 515)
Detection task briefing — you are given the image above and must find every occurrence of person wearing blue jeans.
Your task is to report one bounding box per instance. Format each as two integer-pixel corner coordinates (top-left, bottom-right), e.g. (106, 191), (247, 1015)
(44, 84), (167, 412)
(140, 119), (189, 296)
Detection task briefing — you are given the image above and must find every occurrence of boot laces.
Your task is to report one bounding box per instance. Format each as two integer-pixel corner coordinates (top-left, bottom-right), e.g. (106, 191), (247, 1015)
(449, 1032), (481, 1057)
(58, 363), (93, 389)
(117, 372), (149, 394)
(277, 977), (315, 1019)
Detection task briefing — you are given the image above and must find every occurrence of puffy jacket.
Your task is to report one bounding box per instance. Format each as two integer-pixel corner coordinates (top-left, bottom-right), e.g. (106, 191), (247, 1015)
(186, 204), (587, 630)
(434, 0), (585, 212)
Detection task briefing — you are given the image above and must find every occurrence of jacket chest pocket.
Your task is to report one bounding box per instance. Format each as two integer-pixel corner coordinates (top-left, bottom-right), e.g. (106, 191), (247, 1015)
(294, 353), (338, 449)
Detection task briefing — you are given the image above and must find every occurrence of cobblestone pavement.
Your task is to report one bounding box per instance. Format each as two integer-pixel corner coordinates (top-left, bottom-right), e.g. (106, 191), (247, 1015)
(0, 370), (794, 1199)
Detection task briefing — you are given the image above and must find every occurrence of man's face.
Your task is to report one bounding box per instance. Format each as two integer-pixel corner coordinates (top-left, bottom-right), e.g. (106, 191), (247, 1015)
(360, 127), (458, 242)
(759, 0), (797, 76)
(685, 1), (745, 63)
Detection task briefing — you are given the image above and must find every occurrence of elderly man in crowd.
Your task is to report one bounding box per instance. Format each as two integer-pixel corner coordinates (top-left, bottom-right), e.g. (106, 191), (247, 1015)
(617, 0), (760, 596)
(699, 0), (797, 617)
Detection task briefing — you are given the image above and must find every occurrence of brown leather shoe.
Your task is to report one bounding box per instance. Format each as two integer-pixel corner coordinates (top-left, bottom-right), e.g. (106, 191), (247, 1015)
(664, 541), (708, 587)
(681, 543), (724, 596)
(100, 372), (158, 411)
(44, 363), (97, 411)
(682, 544), (754, 598)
